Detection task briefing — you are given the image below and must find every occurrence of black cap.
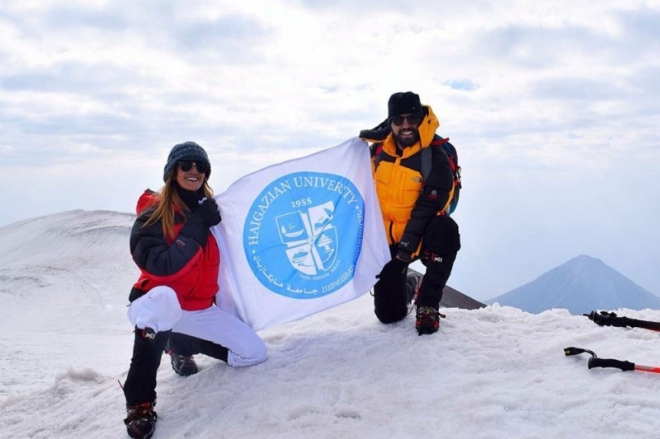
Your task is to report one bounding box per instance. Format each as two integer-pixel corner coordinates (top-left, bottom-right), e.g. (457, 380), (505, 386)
(388, 91), (424, 119)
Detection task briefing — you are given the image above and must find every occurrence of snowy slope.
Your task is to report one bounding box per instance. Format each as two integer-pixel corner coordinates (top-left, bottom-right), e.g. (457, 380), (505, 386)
(487, 255), (660, 315)
(0, 210), (137, 397)
(2, 212), (660, 439)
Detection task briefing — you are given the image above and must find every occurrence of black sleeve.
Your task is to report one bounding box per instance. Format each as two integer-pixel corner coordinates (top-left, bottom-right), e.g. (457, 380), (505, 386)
(129, 210), (205, 278)
(397, 147), (454, 261)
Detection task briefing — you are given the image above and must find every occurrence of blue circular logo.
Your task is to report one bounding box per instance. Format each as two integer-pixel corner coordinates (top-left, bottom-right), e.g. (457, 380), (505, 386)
(243, 172), (365, 299)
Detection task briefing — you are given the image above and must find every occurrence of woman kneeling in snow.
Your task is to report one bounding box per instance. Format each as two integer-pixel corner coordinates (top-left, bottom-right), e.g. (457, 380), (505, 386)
(121, 141), (267, 439)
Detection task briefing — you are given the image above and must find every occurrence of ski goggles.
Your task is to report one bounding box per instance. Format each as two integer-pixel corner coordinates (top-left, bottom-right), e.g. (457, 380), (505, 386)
(178, 160), (209, 174)
(391, 114), (422, 126)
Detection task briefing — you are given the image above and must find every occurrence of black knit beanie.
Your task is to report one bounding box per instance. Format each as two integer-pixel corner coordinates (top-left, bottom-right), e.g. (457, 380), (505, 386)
(388, 91), (424, 119)
(163, 141), (211, 181)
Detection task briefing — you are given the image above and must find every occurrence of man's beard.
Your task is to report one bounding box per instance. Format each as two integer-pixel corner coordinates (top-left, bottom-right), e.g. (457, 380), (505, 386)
(393, 130), (420, 149)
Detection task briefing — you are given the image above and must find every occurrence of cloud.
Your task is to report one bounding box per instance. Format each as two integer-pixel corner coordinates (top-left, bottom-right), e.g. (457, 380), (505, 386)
(617, 8), (660, 46)
(531, 77), (626, 101)
(1, 0), (660, 300)
(174, 14), (272, 59)
(40, 3), (131, 31)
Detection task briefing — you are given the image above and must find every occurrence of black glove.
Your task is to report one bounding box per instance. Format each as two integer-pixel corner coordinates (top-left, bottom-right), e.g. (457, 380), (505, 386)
(395, 248), (412, 263)
(376, 257), (408, 280)
(359, 118), (390, 142)
(194, 198), (222, 228)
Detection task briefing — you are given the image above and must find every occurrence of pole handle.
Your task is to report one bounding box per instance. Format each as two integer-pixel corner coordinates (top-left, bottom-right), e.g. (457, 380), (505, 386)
(588, 357), (635, 372)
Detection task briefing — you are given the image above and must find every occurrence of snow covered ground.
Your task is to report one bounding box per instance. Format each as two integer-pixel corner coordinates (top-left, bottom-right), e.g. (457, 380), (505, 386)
(1, 211), (660, 438)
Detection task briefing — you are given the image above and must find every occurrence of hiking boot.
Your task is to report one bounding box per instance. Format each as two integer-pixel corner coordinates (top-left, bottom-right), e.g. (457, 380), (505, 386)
(170, 353), (198, 377)
(124, 402), (157, 439)
(416, 306), (440, 335)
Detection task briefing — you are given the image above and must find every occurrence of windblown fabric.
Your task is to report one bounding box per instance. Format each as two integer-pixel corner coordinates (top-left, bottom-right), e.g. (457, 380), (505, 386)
(213, 137), (390, 331)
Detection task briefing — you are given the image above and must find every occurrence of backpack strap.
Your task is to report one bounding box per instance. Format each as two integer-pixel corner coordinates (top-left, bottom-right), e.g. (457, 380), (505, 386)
(371, 142), (385, 170)
(426, 136), (461, 215)
(420, 136), (450, 182)
(420, 147), (432, 183)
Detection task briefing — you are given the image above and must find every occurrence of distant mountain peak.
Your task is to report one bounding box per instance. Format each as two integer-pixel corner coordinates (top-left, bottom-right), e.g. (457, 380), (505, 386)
(571, 254), (607, 265)
(487, 255), (660, 315)
(559, 254), (612, 277)
(573, 254), (600, 262)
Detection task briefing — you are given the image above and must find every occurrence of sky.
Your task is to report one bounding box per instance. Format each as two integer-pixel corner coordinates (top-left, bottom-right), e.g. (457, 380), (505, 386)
(1, 0), (660, 301)
(3, 210), (660, 439)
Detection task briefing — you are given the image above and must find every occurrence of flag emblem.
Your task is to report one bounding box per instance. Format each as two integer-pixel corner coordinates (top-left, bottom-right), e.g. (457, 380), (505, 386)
(243, 171), (365, 299)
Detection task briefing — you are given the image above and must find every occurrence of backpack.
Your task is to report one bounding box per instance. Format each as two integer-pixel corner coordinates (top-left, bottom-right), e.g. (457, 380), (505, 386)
(372, 136), (461, 215)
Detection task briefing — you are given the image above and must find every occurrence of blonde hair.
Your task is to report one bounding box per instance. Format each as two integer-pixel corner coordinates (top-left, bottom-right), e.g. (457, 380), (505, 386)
(143, 170), (214, 240)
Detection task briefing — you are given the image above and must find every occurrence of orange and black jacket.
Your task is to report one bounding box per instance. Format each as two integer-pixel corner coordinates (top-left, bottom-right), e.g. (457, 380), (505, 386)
(128, 190), (220, 311)
(363, 105), (454, 262)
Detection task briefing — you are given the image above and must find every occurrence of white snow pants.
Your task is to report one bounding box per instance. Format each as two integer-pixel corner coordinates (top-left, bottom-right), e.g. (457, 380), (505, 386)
(127, 286), (267, 367)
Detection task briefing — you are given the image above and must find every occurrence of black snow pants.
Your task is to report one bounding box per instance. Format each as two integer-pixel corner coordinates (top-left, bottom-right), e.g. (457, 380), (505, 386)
(167, 332), (229, 363)
(123, 328), (171, 406)
(123, 331), (229, 406)
(373, 215), (461, 323)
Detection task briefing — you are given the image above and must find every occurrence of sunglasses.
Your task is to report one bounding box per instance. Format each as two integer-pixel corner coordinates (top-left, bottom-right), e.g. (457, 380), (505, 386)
(178, 161), (208, 174)
(391, 114), (421, 126)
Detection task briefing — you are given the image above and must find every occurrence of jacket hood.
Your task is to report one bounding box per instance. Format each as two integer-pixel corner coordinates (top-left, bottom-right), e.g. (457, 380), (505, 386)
(136, 189), (159, 215)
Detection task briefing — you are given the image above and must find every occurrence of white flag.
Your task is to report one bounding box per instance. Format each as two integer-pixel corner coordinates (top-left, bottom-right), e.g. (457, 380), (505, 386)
(212, 137), (390, 331)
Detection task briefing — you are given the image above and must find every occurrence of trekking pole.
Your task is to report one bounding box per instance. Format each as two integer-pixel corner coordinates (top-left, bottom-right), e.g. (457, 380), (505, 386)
(584, 310), (660, 332)
(564, 347), (660, 374)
